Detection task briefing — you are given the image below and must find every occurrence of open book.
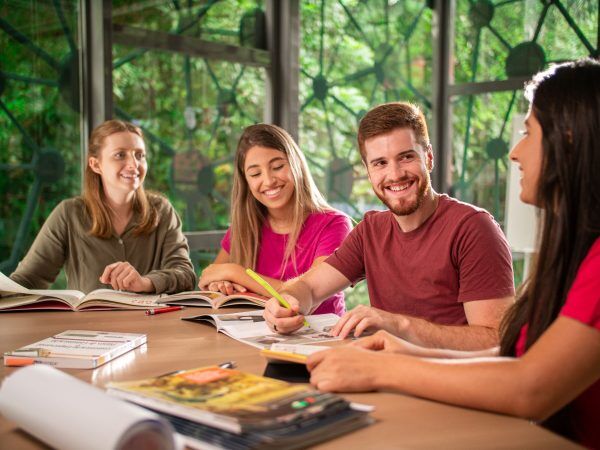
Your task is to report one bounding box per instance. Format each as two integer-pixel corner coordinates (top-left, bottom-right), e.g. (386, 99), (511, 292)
(0, 272), (267, 312)
(0, 272), (163, 311)
(3, 330), (147, 369)
(107, 365), (373, 449)
(157, 290), (267, 309)
(182, 310), (342, 349)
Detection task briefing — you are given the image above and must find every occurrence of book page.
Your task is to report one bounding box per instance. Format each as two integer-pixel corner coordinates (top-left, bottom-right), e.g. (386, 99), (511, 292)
(0, 272), (83, 308)
(0, 365), (178, 450)
(206, 311), (342, 349)
(157, 290), (219, 307)
(80, 289), (163, 309)
(217, 292), (268, 308)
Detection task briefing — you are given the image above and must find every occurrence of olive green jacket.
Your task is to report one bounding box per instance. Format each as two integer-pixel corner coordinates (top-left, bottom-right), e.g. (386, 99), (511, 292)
(10, 195), (196, 294)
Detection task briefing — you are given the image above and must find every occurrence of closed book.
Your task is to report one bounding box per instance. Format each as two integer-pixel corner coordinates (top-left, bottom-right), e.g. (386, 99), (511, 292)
(3, 330), (147, 369)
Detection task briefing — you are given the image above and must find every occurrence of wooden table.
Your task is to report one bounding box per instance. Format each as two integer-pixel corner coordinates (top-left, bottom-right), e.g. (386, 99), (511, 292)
(0, 310), (579, 449)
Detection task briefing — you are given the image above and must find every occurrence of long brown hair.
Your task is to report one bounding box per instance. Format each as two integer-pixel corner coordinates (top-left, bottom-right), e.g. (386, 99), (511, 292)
(229, 124), (331, 275)
(83, 119), (158, 238)
(500, 59), (600, 356)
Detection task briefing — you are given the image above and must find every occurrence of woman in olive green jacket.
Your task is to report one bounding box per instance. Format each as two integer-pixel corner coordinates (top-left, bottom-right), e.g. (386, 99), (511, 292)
(10, 120), (196, 294)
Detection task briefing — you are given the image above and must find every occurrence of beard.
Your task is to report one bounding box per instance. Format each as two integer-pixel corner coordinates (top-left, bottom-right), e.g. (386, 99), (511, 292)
(374, 172), (431, 216)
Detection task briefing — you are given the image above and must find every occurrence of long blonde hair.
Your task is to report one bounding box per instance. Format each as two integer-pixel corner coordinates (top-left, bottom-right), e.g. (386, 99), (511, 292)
(229, 124), (331, 275)
(83, 119), (158, 238)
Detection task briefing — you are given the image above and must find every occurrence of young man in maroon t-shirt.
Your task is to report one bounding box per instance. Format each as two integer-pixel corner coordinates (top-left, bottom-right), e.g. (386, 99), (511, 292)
(264, 102), (515, 350)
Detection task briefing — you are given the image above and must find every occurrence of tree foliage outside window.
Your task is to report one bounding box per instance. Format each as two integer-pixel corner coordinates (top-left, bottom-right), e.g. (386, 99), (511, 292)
(1, 0), (597, 298)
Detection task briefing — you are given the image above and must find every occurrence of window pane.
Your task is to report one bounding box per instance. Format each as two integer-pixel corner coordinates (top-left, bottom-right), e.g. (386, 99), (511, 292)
(299, 0), (433, 219)
(0, 0), (82, 285)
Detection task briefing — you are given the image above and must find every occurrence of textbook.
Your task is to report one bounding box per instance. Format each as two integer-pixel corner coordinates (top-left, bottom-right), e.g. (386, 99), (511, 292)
(3, 330), (147, 369)
(182, 310), (342, 349)
(0, 272), (162, 311)
(0, 272), (267, 312)
(106, 365), (373, 448)
(0, 365), (177, 450)
(157, 289), (268, 309)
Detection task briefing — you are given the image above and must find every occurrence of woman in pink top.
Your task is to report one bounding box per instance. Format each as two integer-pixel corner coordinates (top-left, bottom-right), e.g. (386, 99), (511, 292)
(306, 59), (600, 448)
(198, 124), (351, 315)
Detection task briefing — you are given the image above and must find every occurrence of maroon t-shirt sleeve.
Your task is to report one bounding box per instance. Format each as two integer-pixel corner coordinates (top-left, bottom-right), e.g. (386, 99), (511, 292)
(453, 212), (515, 302)
(325, 218), (366, 284)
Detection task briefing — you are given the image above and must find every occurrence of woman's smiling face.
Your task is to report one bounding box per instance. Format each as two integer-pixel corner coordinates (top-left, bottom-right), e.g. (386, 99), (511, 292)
(243, 145), (295, 213)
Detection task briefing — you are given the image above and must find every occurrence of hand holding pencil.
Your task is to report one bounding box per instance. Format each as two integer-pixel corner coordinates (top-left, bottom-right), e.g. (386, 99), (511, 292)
(246, 269), (308, 334)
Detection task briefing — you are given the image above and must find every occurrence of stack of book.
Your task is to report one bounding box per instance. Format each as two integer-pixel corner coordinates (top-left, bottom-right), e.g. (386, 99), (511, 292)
(107, 365), (374, 449)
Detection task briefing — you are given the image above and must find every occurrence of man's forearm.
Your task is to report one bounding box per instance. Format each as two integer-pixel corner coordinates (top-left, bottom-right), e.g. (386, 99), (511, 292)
(281, 279), (317, 315)
(396, 315), (500, 350)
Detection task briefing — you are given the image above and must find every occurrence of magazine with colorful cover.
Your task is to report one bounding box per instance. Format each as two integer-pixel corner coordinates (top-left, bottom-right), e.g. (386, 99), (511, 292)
(106, 365), (353, 434)
(3, 330), (147, 369)
(181, 310), (342, 349)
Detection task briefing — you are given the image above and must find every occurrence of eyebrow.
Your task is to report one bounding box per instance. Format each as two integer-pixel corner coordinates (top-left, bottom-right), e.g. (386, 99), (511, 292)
(368, 149), (416, 165)
(245, 156), (286, 171)
(112, 147), (145, 152)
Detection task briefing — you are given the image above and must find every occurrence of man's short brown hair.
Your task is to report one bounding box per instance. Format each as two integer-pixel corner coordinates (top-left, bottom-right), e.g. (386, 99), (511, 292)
(357, 102), (430, 161)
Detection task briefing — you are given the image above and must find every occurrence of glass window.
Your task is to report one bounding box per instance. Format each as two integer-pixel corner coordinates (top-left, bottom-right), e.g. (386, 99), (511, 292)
(0, 0), (83, 287)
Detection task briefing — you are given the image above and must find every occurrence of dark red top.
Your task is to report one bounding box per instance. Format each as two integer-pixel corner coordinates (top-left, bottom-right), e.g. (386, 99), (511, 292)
(326, 195), (515, 325)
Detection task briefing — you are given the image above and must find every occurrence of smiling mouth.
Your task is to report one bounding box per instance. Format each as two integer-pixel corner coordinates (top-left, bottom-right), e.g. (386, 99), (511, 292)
(120, 173), (140, 180)
(385, 180), (414, 193)
(262, 187), (283, 197)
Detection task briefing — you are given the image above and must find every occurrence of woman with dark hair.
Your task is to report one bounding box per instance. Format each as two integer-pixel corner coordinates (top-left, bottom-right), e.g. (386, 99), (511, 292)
(198, 123), (351, 315)
(306, 59), (600, 448)
(10, 120), (196, 294)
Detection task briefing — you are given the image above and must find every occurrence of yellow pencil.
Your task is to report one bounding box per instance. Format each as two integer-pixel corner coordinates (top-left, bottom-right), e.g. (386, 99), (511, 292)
(245, 268), (310, 328)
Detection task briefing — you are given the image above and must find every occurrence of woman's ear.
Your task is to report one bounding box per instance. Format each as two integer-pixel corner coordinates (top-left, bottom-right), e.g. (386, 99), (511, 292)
(89, 157), (102, 175)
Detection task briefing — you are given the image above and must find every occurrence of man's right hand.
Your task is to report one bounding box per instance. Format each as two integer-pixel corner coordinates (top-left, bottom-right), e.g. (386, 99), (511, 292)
(330, 305), (402, 339)
(263, 295), (305, 334)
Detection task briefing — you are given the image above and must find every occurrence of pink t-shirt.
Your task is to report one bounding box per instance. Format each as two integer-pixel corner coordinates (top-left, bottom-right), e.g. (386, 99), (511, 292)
(515, 238), (600, 449)
(326, 194), (515, 325)
(222, 210), (352, 315)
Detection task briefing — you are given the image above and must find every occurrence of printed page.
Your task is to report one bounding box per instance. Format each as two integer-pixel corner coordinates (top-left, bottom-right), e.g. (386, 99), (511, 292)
(81, 289), (163, 308)
(0, 365), (178, 450)
(0, 272), (83, 307)
(212, 311), (342, 349)
(158, 290), (219, 306)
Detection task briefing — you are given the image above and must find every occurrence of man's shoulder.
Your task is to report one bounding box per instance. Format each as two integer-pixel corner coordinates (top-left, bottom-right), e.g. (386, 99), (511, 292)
(437, 194), (495, 224)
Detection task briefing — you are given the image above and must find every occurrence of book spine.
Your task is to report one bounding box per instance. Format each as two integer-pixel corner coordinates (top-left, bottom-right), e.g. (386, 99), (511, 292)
(99, 335), (147, 365)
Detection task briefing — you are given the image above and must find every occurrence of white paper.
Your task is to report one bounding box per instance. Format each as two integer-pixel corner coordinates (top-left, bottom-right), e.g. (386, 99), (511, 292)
(0, 365), (178, 450)
(195, 310), (342, 349)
